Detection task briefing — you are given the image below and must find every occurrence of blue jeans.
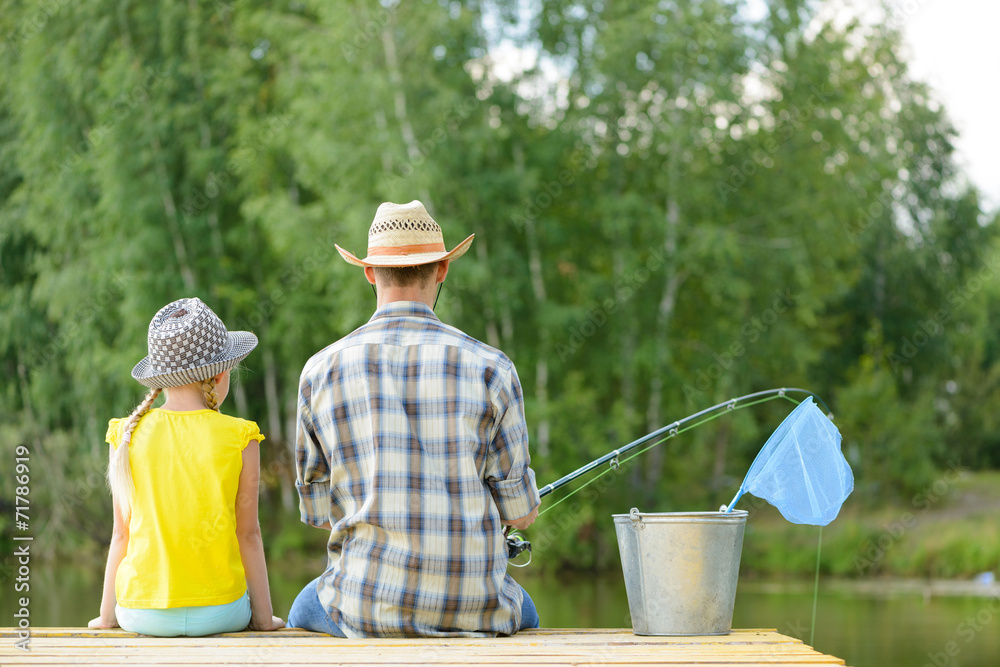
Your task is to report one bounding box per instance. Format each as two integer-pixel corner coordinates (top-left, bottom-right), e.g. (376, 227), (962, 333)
(287, 577), (347, 637)
(287, 576), (540, 635)
(116, 591), (251, 636)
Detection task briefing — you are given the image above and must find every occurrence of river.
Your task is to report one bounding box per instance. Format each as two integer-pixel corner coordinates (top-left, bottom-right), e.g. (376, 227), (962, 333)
(5, 566), (998, 667)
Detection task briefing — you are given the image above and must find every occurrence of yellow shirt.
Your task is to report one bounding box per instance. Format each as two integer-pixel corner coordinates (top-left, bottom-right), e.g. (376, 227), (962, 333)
(106, 409), (264, 609)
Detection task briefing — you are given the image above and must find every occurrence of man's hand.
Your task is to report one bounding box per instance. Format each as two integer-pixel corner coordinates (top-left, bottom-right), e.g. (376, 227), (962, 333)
(502, 506), (539, 531)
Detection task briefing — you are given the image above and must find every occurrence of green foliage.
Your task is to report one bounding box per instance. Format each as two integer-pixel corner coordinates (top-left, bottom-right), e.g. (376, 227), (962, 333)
(1, 0), (998, 570)
(738, 471), (1000, 579)
(835, 352), (942, 498)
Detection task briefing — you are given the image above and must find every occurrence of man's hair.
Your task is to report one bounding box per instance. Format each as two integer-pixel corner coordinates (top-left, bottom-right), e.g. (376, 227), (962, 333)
(371, 262), (440, 287)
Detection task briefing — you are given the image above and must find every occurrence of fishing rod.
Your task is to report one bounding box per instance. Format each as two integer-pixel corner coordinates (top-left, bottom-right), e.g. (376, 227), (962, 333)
(506, 387), (828, 564)
(537, 387), (828, 499)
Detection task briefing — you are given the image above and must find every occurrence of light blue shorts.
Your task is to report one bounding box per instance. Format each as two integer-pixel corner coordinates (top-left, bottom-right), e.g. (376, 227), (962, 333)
(116, 591), (251, 637)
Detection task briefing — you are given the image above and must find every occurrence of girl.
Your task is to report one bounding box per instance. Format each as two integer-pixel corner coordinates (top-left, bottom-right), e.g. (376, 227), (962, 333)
(89, 297), (284, 636)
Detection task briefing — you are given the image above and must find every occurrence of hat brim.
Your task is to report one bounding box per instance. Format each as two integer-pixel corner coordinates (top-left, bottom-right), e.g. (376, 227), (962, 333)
(131, 331), (258, 388)
(336, 234), (475, 268)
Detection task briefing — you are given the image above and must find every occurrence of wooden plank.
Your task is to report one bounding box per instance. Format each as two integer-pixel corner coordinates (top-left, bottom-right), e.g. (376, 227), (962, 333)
(0, 657), (845, 664)
(1, 641), (829, 653)
(0, 659), (846, 666)
(0, 651), (840, 661)
(0, 656), (845, 666)
(0, 627), (848, 666)
(0, 627), (791, 641)
(0, 627), (793, 642)
(0, 638), (824, 651)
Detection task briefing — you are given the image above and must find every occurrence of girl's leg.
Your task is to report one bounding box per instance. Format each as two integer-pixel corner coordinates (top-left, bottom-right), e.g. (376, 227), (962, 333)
(183, 591), (252, 636)
(287, 576), (347, 637)
(115, 606), (186, 637)
(116, 592), (251, 637)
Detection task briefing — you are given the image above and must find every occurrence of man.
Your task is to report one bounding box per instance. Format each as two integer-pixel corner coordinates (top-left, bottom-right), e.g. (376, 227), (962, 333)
(288, 200), (541, 638)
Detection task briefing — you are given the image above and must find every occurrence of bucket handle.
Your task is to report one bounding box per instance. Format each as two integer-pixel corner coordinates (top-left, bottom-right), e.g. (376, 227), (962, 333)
(629, 507), (644, 530)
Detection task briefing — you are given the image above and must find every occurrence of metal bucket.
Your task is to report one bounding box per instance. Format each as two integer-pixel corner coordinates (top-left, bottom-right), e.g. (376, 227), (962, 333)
(613, 508), (748, 636)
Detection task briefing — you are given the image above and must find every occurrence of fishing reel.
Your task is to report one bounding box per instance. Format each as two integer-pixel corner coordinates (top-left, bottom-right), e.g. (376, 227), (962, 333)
(505, 531), (532, 567)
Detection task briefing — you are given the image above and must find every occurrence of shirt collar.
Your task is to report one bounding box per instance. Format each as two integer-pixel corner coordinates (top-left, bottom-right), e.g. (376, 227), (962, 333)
(369, 301), (441, 323)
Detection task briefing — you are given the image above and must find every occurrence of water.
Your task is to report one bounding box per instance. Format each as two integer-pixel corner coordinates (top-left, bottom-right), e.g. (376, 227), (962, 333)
(5, 566), (998, 667)
(727, 584), (1000, 667)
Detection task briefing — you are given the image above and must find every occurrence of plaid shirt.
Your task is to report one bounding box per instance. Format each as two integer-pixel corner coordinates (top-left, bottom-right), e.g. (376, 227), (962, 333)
(295, 301), (540, 638)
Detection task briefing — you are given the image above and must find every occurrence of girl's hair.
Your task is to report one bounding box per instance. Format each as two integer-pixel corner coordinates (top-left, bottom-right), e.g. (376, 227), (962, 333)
(201, 376), (220, 411)
(108, 387), (161, 521)
(108, 376), (221, 520)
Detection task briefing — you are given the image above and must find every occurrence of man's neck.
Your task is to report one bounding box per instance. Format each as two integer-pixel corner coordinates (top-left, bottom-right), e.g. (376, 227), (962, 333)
(365, 261), (449, 311)
(376, 286), (435, 310)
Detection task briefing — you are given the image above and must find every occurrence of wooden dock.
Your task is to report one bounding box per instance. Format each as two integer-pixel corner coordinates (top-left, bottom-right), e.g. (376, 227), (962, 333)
(1, 627), (847, 666)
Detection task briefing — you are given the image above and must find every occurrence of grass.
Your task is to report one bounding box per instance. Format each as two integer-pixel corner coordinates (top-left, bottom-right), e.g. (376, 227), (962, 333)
(739, 470), (1000, 579)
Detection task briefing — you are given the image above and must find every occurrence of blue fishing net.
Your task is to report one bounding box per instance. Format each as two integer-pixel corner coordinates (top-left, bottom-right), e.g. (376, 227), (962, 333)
(726, 396), (853, 525)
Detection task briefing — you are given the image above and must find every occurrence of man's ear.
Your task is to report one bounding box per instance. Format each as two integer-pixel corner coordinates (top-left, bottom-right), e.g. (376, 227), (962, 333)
(436, 260), (449, 284)
(364, 266), (377, 285)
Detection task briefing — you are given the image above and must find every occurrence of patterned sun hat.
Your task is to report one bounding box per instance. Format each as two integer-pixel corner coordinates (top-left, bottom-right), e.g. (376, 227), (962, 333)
(131, 297), (258, 388)
(335, 200), (475, 267)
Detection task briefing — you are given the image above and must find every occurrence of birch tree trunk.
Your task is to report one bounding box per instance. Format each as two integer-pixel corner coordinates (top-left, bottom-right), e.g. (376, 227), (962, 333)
(513, 144), (551, 457)
(148, 133), (197, 292)
(117, 7), (197, 292)
(614, 244), (643, 491)
(186, 0), (224, 257)
(381, 23), (433, 207)
(644, 164), (686, 495)
(473, 231), (502, 349)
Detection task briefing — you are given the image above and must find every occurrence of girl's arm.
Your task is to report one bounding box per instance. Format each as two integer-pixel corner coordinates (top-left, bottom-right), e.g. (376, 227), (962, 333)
(236, 440), (285, 631)
(89, 480), (128, 629)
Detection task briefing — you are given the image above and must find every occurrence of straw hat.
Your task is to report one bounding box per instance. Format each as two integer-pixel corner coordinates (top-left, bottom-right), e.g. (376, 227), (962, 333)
(336, 200), (475, 267)
(131, 297), (258, 388)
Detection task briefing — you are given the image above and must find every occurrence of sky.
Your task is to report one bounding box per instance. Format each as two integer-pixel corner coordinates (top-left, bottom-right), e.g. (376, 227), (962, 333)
(850, 0), (1000, 211)
(489, 0), (999, 212)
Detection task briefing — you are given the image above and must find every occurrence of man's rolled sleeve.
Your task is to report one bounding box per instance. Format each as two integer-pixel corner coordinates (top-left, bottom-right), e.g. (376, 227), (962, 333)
(486, 364), (541, 521)
(295, 382), (332, 527)
(490, 467), (540, 522)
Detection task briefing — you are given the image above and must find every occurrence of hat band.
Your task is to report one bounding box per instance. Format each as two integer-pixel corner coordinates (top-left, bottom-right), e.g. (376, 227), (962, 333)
(367, 242), (446, 257)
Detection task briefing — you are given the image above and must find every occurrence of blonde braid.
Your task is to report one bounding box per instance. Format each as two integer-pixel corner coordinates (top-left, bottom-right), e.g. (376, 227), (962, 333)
(201, 377), (219, 411)
(109, 387), (161, 522)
